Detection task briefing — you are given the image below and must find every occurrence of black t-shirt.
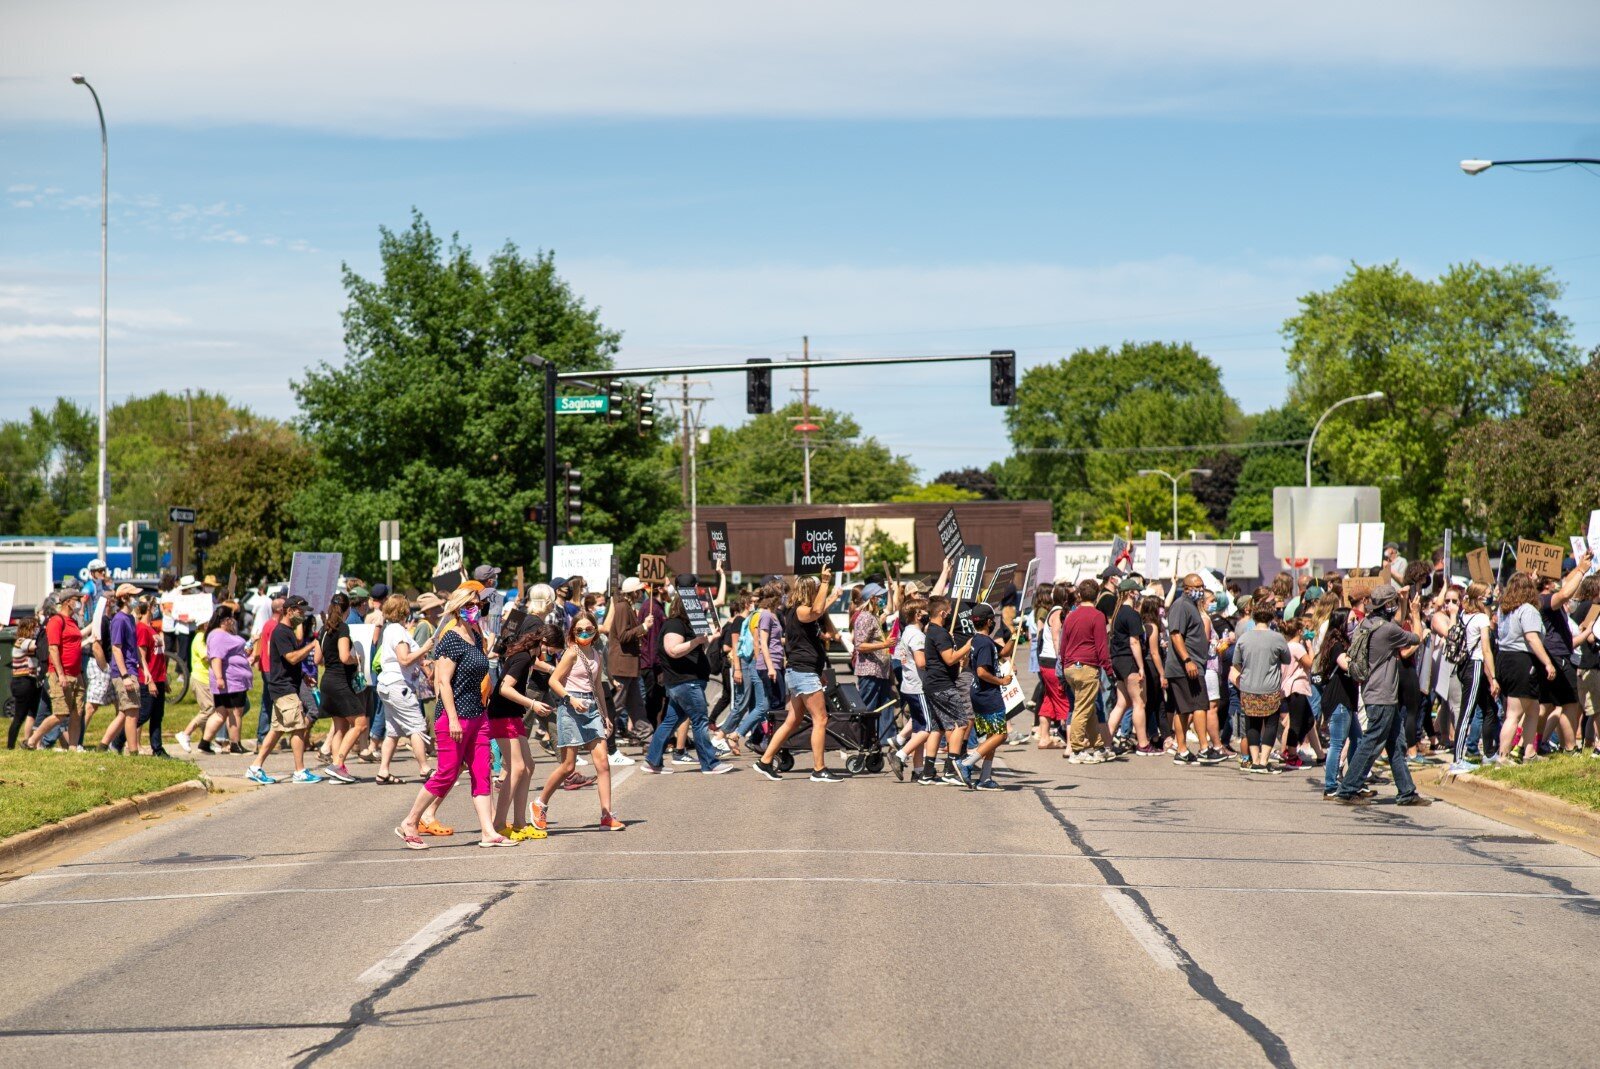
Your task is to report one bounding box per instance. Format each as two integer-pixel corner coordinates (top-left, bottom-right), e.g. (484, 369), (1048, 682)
(659, 616), (711, 687)
(320, 620), (355, 692)
(1571, 600), (1598, 670)
(782, 607), (826, 675)
(1095, 590), (1117, 620)
(969, 633), (1006, 715)
(267, 622), (304, 700)
(1322, 662), (1358, 714)
(487, 649), (532, 718)
(1110, 605), (1143, 661)
(1540, 594), (1574, 659)
(920, 623), (961, 692)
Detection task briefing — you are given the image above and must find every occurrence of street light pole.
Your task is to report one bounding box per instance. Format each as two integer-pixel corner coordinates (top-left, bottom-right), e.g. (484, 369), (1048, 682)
(523, 355), (558, 578)
(73, 74), (109, 562)
(1305, 391), (1385, 487)
(1460, 157), (1600, 175)
(1136, 468), (1211, 541)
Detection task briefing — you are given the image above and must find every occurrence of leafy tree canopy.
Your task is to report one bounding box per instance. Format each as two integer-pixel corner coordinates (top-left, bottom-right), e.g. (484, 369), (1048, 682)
(1091, 476), (1215, 541)
(891, 482), (981, 503)
(693, 403), (914, 506)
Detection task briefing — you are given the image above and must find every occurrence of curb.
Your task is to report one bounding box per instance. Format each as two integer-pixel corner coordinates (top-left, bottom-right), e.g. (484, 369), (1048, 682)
(1422, 767), (1600, 849)
(0, 778), (211, 874)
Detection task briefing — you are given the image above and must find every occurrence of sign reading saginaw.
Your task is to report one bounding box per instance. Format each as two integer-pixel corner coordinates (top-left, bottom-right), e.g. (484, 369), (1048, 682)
(793, 517), (846, 574)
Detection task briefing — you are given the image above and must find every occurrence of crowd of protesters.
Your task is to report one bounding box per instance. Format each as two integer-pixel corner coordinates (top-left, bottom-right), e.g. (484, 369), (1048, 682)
(7, 538), (1598, 845)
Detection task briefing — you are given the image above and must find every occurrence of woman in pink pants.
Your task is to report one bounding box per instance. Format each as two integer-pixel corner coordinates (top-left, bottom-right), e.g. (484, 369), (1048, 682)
(396, 585), (515, 849)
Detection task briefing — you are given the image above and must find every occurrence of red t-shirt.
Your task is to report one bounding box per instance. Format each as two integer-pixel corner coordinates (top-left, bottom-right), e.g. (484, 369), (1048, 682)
(45, 613), (84, 678)
(136, 620), (167, 684)
(257, 617), (278, 673)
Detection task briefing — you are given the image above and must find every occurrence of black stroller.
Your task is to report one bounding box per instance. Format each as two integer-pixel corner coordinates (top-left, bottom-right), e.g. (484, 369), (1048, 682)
(752, 666), (895, 774)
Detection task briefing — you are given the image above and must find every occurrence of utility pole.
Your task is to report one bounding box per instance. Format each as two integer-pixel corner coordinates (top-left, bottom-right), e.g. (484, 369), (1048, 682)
(665, 376), (711, 569)
(801, 336), (812, 505)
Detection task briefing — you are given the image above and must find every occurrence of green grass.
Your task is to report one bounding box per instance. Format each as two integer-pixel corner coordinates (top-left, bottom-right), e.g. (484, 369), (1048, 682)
(1475, 752), (1600, 813)
(0, 750), (201, 840)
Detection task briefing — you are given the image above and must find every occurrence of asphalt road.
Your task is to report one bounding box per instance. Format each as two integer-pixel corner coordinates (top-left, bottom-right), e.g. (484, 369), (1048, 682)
(4, 728), (1600, 1068)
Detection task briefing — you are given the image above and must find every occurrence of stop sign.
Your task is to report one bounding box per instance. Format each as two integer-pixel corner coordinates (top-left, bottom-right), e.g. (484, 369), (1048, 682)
(843, 545), (862, 573)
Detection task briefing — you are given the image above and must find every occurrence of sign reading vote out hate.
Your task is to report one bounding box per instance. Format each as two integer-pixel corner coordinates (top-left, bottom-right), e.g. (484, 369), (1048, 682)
(794, 517), (845, 574)
(676, 581), (716, 637)
(1517, 538), (1565, 581)
(936, 508), (964, 561)
(706, 522), (730, 568)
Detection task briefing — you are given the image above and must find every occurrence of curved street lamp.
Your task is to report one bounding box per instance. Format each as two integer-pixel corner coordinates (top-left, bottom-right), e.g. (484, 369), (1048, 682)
(1461, 157), (1600, 175)
(72, 73), (110, 561)
(1135, 467), (1212, 541)
(1305, 392), (1384, 487)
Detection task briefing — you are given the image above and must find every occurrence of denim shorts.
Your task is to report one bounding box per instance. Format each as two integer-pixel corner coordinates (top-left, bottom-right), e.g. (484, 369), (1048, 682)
(784, 668), (824, 696)
(556, 691), (605, 748)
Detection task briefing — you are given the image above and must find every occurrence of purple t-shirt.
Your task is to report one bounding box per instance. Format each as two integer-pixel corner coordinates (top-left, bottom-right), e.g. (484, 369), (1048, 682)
(109, 610), (140, 679)
(207, 628), (253, 694)
(757, 609), (785, 671)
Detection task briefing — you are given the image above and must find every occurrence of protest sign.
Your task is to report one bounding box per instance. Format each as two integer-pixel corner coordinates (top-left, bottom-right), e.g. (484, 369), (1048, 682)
(1143, 531), (1161, 576)
(1466, 547), (1492, 585)
(289, 552), (343, 613)
(794, 517), (846, 574)
(1108, 535), (1129, 573)
(162, 592), (215, 626)
(936, 508), (964, 561)
(1571, 536), (1587, 563)
(676, 580), (717, 637)
(552, 543), (614, 590)
(1336, 522), (1385, 570)
(982, 562), (1018, 603)
(347, 624), (375, 690)
(1588, 510), (1600, 572)
(706, 522), (730, 568)
(0, 581), (14, 627)
(436, 537), (464, 576)
(1000, 658), (1025, 712)
(1343, 576), (1383, 606)
(1517, 538), (1565, 581)
(431, 569), (465, 594)
(951, 548), (987, 604)
(638, 554), (670, 585)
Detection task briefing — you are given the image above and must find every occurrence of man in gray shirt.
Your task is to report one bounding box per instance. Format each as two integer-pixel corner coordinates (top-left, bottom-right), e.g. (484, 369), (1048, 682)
(1164, 575), (1211, 759)
(1336, 582), (1430, 806)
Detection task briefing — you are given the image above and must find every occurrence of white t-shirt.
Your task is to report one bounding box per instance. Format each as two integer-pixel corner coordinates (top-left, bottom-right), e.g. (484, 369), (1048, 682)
(895, 624), (925, 696)
(1462, 611), (1489, 663)
(378, 622), (418, 688)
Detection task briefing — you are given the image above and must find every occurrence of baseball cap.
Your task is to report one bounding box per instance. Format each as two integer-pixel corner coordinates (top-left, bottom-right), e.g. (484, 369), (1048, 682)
(1383, 542), (1400, 552)
(1098, 566), (1120, 581)
(550, 576), (569, 590)
(1117, 577), (1141, 593)
(114, 582), (142, 597)
(473, 564), (501, 584)
(969, 602), (995, 623)
(285, 595), (311, 611)
(1369, 583), (1400, 608)
(348, 585), (370, 600)
(620, 577), (644, 594)
(370, 583), (390, 601)
(860, 582), (886, 599)
(675, 573), (699, 589)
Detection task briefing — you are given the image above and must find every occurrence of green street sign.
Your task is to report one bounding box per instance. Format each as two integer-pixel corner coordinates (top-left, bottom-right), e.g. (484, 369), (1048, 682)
(135, 529), (160, 575)
(556, 395), (609, 416)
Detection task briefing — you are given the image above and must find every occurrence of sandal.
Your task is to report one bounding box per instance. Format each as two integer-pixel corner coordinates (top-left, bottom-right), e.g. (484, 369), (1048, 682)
(418, 818), (454, 836)
(375, 773), (405, 785)
(395, 826), (428, 850)
(478, 835), (518, 848)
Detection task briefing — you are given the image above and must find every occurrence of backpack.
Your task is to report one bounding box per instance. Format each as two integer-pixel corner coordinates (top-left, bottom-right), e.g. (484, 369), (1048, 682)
(1348, 620), (1376, 684)
(1442, 618), (1469, 665)
(737, 611), (757, 661)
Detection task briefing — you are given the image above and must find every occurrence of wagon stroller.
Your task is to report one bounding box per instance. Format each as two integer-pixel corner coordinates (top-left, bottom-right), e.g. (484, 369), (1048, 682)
(750, 667), (897, 774)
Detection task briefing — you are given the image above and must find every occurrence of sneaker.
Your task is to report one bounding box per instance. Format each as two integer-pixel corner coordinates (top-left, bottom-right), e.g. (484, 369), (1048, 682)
(562, 772), (595, 790)
(703, 762), (735, 775)
(1174, 751), (1197, 765)
(291, 769), (324, 784)
(1238, 758), (1254, 772)
(1135, 745), (1163, 756)
(975, 778), (1002, 791)
(608, 751), (636, 766)
(1356, 787), (1377, 799)
(244, 765), (277, 785)
(1282, 755), (1303, 771)
(575, 754), (590, 767)
(888, 749), (906, 781)
(937, 773), (967, 786)
(1198, 747), (1226, 765)
(599, 813), (627, 831)
(1337, 794), (1372, 806)
(322, 764), (355, 784)
(1446, 760), (1478, 775)
(1068, 751), (1093, 764)
(949, 761), (975, 789)
(712, 737), (732, 754)
(176, 730), (192, 753)
(228, 742), (247, 755)
(197, 740), (217, 755)
(753, 760), (781, 781)
(530, 801), (549, 832)
(671, 752), (697, 766)
(810, 768), (843, 782)
(1249, 765), (1283, 776)
(640, 762), (674, 775)
(1395, 795), (1434, 807)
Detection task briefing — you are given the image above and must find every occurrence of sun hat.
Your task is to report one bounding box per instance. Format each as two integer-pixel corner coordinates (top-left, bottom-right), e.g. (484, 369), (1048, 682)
(620, 576), (644, 595)
(416, 592), (444, 611)
(114, 582), (142, 597)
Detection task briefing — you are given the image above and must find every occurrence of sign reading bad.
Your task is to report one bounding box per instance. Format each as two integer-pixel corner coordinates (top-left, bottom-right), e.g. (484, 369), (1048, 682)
(794, 517), (845, 574)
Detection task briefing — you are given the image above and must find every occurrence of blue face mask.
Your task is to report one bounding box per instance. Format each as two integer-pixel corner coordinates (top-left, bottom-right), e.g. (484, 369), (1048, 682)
(460, 604), (481, 626)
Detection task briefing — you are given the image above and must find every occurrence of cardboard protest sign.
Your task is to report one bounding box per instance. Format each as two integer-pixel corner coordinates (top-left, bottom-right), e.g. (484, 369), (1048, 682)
(431, 569), (465, 594)
(1517, 538), (1565, 581)
(706, 522), (730, 568)
(638, 554), (670, 585)
(794, 517), (845, 574)
(1342, 576), (1383, 606)
(436, 537), (464, 576)
(675, 580), (717, 637)
(936, 507), (964, 561)
(1466, 547), (1493, 585)
(289, 552), (343, 612)
(1108, 535), (1129, 573)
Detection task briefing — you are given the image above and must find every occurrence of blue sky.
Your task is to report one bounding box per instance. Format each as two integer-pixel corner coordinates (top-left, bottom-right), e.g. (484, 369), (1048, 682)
(3, 1), (1598, 478)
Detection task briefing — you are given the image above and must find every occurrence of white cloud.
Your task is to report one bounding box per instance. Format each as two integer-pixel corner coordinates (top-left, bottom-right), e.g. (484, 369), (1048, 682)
(3, 1), (1594, 132)
(7, 184), (37, 193)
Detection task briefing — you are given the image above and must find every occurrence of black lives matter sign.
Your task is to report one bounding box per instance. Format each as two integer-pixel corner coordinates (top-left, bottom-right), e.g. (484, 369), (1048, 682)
(706, 522), (730, 568)
(794, 517), (845, 574)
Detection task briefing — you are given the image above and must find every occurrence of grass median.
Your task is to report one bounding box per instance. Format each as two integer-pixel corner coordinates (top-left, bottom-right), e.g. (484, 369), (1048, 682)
(0, 750), (201, 841)
(1475, 752), (1600, 813)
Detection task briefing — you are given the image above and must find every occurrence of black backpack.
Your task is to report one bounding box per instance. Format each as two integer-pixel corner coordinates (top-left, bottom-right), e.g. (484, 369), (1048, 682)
(1348, 620), (1377, 684)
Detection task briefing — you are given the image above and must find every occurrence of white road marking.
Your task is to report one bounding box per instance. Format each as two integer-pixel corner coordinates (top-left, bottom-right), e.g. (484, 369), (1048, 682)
(355, 902), (481, 987)
(1101, 889), (1181, 970)
(3, 875), (1596, 910)
(28, 846), (1598, 881)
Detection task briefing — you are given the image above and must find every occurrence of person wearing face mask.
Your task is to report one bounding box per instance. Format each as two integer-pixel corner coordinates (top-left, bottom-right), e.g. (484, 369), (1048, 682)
(1164, 574), (1211, 764)
(754, 569), (841, 783)
(316, 593), (369, 783)
(643, 576), (734, 776)
(851, 582), (897, 746)
(1333, 583), (1431, 806)
(601, 577), (648, 751)
(532, 611), (626, 832)
(246, 596), (323, 784)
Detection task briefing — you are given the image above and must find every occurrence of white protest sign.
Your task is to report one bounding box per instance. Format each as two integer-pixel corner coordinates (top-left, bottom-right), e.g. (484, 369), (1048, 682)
(165, 592), (215, 626)
(347, 624), (376, 687)
(1335, 522), (1385, 570)
(1588, 509), (1600, 573)
(436, 537), (464, 575)
(1143, 531), (1161, 576)
(0, 581), (14, 627)
(1000, 658), (1025, 712)
(289, 552), (343, 613)
(551, 543), (614, 590)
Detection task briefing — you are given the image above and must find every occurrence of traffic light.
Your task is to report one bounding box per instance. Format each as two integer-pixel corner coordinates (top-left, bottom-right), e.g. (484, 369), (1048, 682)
(564, 465), (584, 533)
(605, 379), (623, 424)
(636, 388), (655, 437)
(524, 504), (546, 525)
(192, 529), (221, 549)
(746, 357), (772, 414)
(989, 349), (1016, 406)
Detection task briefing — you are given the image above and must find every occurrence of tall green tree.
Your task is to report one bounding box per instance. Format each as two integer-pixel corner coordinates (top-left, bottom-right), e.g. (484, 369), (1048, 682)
(173, 423), (313, 580)
(292, 211), (681, 585)
(1285, 261), (1578, 549)
(1092, 476), (1214, 540)
(692, 403), (915, 506)
(994, 341), (1241, 535)
(1225, 406), (1317, 534)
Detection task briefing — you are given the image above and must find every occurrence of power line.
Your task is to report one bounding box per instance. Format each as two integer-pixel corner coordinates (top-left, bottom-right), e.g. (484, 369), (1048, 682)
(1017, 438), (1309, 456)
